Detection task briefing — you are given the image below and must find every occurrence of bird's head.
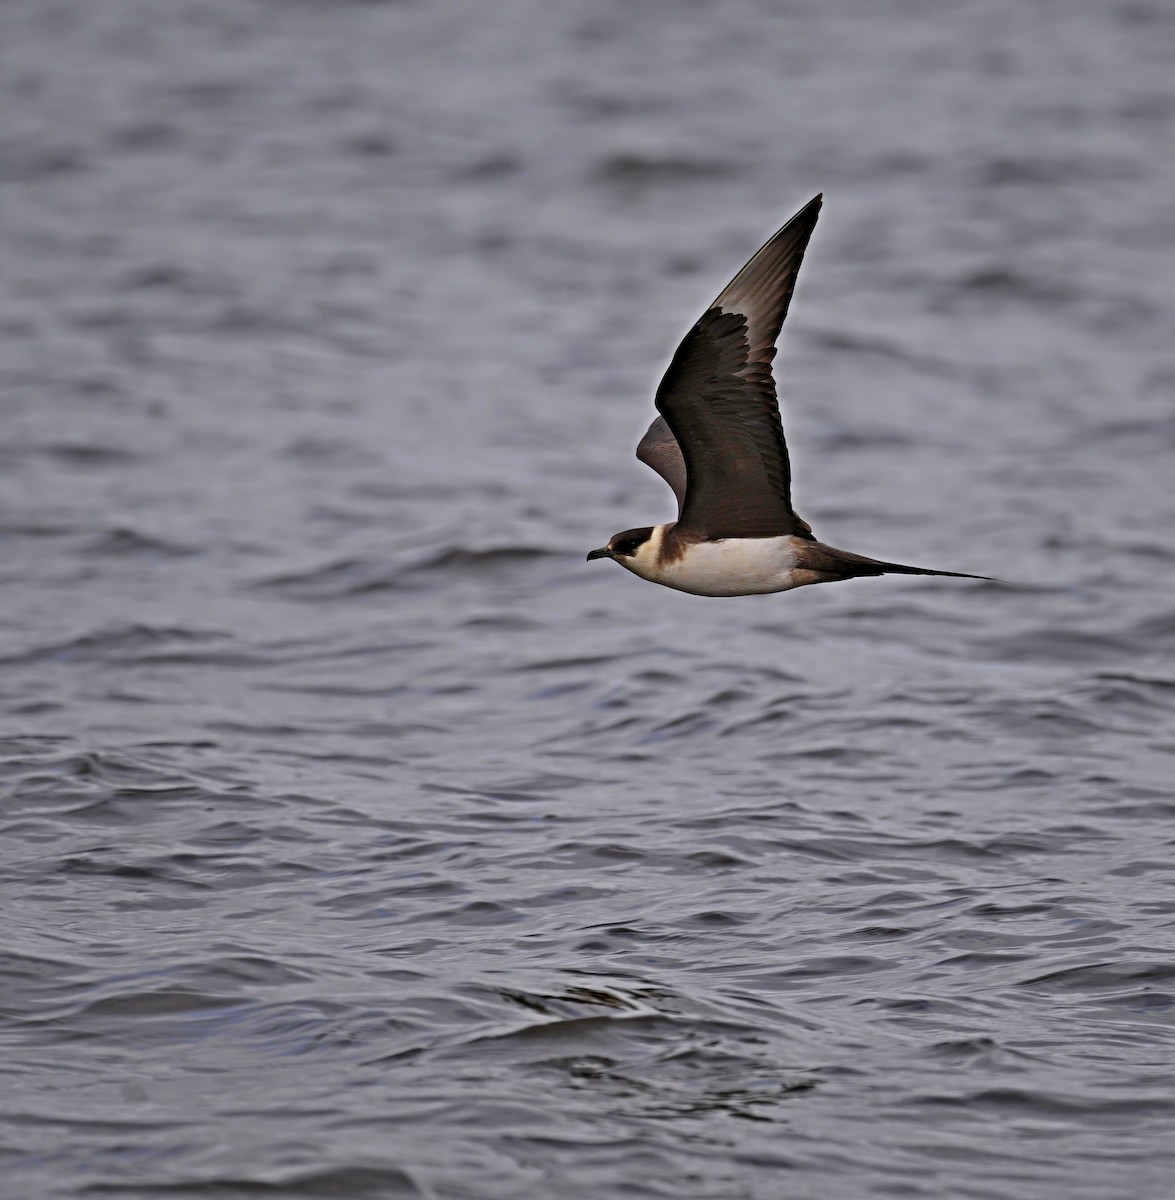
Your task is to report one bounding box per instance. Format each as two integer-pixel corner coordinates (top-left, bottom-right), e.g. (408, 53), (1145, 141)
(586, 526), (658, 575)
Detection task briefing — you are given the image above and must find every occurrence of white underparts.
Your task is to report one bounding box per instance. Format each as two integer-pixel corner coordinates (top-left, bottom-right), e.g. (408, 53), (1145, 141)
(618, 525), (807, 597)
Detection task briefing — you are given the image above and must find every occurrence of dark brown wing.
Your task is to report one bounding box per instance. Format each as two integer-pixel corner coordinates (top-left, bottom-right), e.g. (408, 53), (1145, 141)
(635, 415), (687, 514)
(651, 194), (821, 540)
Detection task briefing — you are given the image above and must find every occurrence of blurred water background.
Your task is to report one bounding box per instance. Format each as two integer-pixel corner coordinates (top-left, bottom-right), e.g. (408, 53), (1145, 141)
(3, 1), (1175, 1196)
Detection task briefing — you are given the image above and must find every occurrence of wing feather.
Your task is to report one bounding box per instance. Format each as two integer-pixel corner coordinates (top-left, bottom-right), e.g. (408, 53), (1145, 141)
(635, 415), (687, 515)
(643, 195), (821, 540)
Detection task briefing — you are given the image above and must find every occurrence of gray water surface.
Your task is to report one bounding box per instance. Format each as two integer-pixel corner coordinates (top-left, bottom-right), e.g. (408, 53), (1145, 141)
(3, 2), (1175, 1197)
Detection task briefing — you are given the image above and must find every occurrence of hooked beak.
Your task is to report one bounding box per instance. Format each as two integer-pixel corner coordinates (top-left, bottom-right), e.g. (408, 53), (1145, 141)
(586, 546), (612, 562)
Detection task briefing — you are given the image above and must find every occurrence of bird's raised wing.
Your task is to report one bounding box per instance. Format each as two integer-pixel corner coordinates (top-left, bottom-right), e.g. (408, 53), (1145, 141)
(635, 415), (687, 514)
(644, 194), (821, 540)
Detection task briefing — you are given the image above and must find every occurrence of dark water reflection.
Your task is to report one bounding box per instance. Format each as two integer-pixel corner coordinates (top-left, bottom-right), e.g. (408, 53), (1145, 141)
(3, 1), (1175, 1197)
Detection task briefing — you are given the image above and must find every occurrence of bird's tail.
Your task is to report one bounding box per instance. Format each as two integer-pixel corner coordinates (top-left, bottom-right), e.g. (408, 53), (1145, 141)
(799, 542), (996, 584)
(855, 560), (994, 582)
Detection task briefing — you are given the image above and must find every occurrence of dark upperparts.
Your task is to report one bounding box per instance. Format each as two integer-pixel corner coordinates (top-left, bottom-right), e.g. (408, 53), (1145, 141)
(649, 196), (822, 543)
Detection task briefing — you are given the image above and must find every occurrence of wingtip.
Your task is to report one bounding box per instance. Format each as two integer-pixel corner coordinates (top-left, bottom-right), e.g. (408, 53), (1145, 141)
(788, 193), (823, 228)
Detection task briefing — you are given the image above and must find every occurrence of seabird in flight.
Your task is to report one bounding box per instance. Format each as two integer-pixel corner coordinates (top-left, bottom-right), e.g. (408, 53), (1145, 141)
(587, 194), (992, 596)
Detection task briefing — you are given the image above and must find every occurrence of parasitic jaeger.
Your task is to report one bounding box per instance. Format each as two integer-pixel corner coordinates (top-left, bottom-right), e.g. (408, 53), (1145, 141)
(587, 195), (992, 597)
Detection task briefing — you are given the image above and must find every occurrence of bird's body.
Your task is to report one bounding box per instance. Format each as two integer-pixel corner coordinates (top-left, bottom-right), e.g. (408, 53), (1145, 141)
(611, 527), (807, 598)
(587, 195), (992, 596)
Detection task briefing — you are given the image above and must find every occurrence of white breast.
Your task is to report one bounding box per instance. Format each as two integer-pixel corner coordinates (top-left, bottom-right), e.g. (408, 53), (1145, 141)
(623, 528), (805, 597)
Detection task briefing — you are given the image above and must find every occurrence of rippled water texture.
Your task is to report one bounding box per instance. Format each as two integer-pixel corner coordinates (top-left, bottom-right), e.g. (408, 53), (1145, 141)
(3, 1), (1175, 1197)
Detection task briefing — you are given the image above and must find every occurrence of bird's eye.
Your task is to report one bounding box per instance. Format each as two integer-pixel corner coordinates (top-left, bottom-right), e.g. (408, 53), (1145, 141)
(609, 529), (652, 557)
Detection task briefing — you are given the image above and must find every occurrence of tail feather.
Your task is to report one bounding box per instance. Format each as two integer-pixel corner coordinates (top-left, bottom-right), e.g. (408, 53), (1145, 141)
(800, 542), (995, 584)
(860, 560), (994, 582)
